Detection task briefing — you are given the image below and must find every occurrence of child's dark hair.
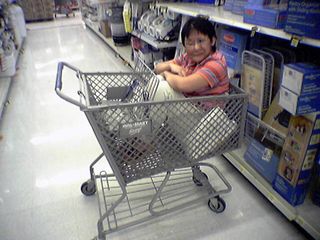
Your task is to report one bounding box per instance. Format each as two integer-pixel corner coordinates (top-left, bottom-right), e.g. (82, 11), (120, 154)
(181, 17), (217, 51)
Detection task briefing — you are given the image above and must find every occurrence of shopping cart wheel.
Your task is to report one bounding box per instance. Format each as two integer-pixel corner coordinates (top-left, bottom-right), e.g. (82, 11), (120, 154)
(208, 196), (226, 213)
(81, 180), (96, 196)
(192, 172), (208, 187)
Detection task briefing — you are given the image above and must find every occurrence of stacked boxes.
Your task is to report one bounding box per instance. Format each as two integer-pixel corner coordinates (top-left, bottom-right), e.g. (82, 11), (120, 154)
(273, 113), (320, 206)
(279, 63), (320, 115)
(18, 0), (53, 21)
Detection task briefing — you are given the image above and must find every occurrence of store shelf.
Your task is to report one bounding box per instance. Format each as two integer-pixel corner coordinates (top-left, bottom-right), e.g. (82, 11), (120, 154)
(0, 38), (25, 120)
(156, 3), (320, 48)
(223, 147), (320, 240)
(131, 30), (178, 49)
(83, 18), (135, 68)
(0, 77), (11, 120)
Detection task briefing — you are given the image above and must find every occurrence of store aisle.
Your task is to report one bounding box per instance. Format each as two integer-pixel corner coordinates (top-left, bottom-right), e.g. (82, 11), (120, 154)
(0, 15), (311, 240)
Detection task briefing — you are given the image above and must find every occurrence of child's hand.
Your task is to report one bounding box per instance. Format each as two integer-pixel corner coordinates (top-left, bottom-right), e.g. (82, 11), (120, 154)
(169, 63), (188, 77)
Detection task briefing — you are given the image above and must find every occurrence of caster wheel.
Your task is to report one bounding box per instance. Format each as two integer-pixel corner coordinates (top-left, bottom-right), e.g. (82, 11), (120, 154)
(208, 196), (226, 213)
(192, 172), (208, 186)
(81, 180), (96, 196)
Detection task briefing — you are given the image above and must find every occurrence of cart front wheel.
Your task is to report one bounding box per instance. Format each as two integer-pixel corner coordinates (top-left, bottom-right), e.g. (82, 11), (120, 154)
(81, 180), (96, 196)
(208, 197), (226, 213)
(192, 172), (208, 187)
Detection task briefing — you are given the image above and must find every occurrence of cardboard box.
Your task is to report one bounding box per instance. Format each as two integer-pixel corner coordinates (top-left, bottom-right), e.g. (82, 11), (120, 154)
(232, 0), (248, 15)
(224, 0), (234, 11)
(273, 113), (320, 206)
(263, 92), (291, 136)
(243, 5), (287, 29)
(311, 154), (320, 207)
(281, 63), (320, 95)
(99, 20), (112, 38)
(244, 137), (281, 183)
(284, 0), (320, 40)
(279, 86), (320, 115)
(218, 28), (248, 72)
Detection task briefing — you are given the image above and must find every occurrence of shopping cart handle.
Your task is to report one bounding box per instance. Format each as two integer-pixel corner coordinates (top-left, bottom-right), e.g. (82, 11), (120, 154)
(55, 62), (85, 108)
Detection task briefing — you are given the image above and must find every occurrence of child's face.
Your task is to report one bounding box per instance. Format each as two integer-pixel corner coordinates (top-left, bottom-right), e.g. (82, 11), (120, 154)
(184, 29), (215, 63)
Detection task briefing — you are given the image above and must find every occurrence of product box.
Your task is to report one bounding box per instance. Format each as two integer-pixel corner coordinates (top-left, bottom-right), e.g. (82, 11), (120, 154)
(224, 0), (234, 11)
(243, 5), (287, 29)
(281, 63), (320, 95)
(244, 135), (281, 183)
(232, 0), (248, 15)
(218, 28), (248, 72)
(279, 86), (320, 115)
(284, 0), (320, 40)
(99, 20), (112, 38)
(311, 154), (320, 207)
(273, 113), (320, 206)
(263, 92), (291, 136)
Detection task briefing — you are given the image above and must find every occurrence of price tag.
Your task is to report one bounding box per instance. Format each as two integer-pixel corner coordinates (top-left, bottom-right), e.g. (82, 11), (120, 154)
(290, 35), (302, 47)
(250, 26), (258, 37)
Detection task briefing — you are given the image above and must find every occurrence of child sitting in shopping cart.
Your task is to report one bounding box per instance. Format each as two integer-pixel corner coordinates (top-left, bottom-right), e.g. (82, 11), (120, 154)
(154, 16), (229, 97)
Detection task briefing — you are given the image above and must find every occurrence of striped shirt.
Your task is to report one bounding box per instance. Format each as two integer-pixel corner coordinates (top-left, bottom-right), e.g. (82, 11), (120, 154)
(173, 51), (229, 96)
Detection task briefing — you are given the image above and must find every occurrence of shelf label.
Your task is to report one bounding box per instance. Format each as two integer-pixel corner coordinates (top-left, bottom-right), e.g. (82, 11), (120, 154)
(296, 217), (304, 226)
(250, 26), (258, 37)
(290, 35), (302, 47)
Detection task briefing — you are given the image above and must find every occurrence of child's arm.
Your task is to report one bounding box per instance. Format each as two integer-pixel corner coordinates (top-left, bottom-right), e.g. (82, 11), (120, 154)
(154, 60), (186, 76)
(163, 71), (208, 93)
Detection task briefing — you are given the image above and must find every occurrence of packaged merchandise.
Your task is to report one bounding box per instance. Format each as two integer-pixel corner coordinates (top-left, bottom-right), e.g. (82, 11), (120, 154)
(281, 63), (320, 95)
(218, 28), (248, 72)
(279, 86), (320, 115)
(224, 0), (234, 11)
(232, 0), (248, 15)
(262, 48), (284, 99)
(241, 50), (272, 119)
(263, 92), (291, 137)
(311, 155), (320, 207)
(284, 0), (320, 40)
(273, 113), (320, 206)
(244, 132), (282, 183)
(243, 5), (287, 29)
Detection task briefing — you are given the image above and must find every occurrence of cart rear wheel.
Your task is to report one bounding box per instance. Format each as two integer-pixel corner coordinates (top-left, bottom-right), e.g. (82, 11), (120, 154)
(81, 180), (96, 196)
(192, 172), (208, 186)
(208, 197), (226, 213)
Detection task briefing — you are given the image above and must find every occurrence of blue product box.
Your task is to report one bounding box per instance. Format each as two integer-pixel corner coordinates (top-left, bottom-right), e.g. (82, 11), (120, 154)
(218, 28), (248, 72)
(224, 0), (234, 11)
(281, 63), (320, 95)
(247, 0), (272, 5)
(279, 86), (320, 115)
(232, 0), (248, 15)
(284, 0), (320, 40)
(243, 5), (287, 29)
(273, 113), (320, 206)
(244, 138), (281, 183)
(312, 156), (320, 207)
(273, 174), (310, 206)
(197, 0), (215, 3)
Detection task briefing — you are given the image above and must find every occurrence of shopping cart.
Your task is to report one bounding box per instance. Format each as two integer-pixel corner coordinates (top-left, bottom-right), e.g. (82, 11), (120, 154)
(53, 0), (75, 18)
(55, 59), (248, 240)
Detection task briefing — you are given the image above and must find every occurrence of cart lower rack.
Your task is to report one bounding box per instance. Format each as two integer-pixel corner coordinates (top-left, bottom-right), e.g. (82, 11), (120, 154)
(55, 61), (248, 240)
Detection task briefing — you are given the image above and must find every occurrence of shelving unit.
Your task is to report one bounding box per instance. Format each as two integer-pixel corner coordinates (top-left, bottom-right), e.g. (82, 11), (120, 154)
(131, 30), (178, 49)
(0, 39), (25, 120)
(154, 2), (320, 240)
(83, 18), (134, 68)
(156, 3), (320, 48)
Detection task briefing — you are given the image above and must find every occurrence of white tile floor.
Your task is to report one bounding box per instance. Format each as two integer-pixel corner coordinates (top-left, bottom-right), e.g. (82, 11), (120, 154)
(0, 13), (312, 240)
